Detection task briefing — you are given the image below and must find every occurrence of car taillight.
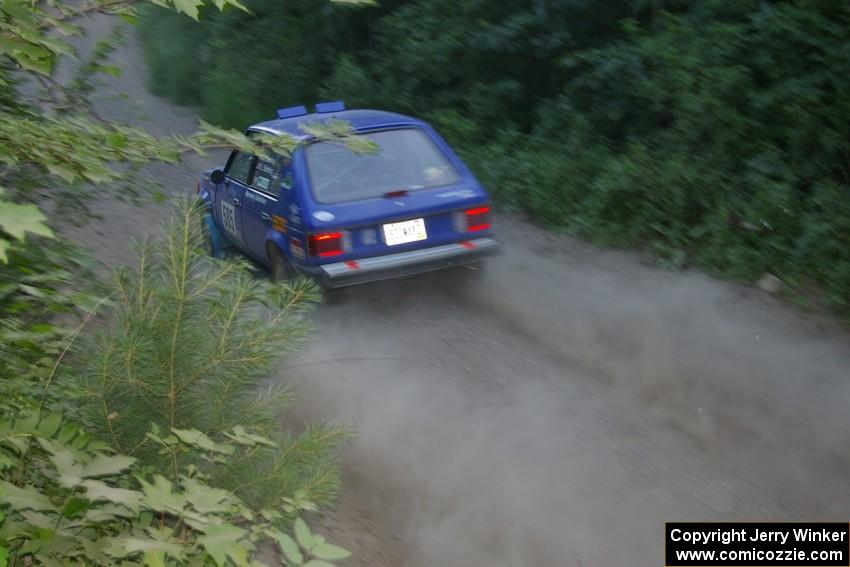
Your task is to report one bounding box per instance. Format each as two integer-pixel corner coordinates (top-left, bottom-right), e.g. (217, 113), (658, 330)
(465, 206), (491, 232)
(308, 232), (344, 257)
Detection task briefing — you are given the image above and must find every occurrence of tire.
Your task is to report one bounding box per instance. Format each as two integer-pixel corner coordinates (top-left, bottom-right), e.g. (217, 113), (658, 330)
(268, 245), (295, 283)
(200, 213), (229, 259)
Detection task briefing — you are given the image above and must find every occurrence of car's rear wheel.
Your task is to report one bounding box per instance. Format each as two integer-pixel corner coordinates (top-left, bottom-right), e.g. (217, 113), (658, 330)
(268, 245), (295, 283)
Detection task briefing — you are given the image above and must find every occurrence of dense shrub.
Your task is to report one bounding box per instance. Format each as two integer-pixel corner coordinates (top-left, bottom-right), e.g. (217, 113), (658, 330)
(0, 204), (351, 565)
(139, 0), (850, 309)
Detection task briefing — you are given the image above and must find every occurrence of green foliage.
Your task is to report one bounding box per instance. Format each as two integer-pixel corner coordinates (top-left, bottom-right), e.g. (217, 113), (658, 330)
(0, 204), (351, 564)
(0, 0), (363, 262)
(0, 235), (101, 419)
(140, 0), (850, 312)
(0, 410), (350, 566)
(138, 0), (375, 129)
(2, 2), (371, 564)
(0, 0), (249, 80)
(506, 1), (850, 306)
(0, 190), (53, 262)
(73, 201), (346, 508)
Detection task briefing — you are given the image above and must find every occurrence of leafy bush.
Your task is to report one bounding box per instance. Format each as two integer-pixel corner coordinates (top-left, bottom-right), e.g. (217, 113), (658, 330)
(0, 410), (351, 566)
(139, 0), (850, 312)
(0, 203), (352, 565)
(502, 0), (850, 305)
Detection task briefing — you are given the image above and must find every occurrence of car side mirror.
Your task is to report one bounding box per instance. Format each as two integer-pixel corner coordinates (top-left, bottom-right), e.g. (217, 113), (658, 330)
(210, 169), (225, 184)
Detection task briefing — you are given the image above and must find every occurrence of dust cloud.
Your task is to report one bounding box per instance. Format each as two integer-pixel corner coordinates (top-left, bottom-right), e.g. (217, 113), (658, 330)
(286, 216), (850, 566)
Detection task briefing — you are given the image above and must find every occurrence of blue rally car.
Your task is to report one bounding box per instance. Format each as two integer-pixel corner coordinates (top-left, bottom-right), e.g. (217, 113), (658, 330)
(197, 102), (499, 288)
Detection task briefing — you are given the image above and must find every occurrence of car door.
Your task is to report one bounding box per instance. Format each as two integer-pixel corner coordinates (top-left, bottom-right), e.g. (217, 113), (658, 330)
(242, 155), (283, 263)
(217, 150), (255, 251)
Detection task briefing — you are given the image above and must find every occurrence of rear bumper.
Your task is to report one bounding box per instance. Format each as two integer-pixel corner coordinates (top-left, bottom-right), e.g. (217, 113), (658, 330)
(307, 237), (499, 288)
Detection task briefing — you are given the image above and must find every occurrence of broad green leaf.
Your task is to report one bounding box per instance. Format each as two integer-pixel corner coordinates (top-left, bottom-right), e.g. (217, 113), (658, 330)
(53, 454), (83, 488)
(13, 54), (54, 75)
(37, 438), (83, 488)
(20, 510), (54, 529)
(56, 423), (78, 443)
(137, 475), (185, 514)
(172, 0), (204, 20)
(82, 454), (136, 478)
(82, 480), (142, 513)
(14, 411), (41, 435)
(83, 503), (137, 523)
(70, 431), (91, 450)
(182, 477), (232, 514)
(80, 537), (113, 564)
(224, 425), (277, 447)
(35, 413), (62, 437)
(303, 561), (336, 567)
(142, 550), (165, 567)
(269, 530), (303, 564)
(19, 533), (76, 557)
(42, 18), (82, 37)
(61, 497), (90, 519)
(0, 480), (57, 512)
(293, 517), (313, 550)
(171, 428), (234, 454)
(311, 542), (351, 561)
(197, 523), (252, 567)
(113, 535), (183, 559)
(0, 201), (53, 240)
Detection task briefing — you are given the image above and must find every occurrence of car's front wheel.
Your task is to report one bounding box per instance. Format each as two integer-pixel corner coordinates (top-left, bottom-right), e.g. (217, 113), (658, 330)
(201, 218), (217, 257)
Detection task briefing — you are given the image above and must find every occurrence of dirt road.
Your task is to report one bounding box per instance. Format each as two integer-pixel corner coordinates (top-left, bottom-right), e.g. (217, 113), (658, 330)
(60, 18), (850, 567)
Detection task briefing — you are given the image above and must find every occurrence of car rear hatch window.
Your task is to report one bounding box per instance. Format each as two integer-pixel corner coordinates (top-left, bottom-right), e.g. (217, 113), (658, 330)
(305, 128), (461, 204)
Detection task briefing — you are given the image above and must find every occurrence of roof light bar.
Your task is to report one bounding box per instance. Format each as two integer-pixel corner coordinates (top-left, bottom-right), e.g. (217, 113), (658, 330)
(276, 105), (308, 119)
(315, 101), (346, 113)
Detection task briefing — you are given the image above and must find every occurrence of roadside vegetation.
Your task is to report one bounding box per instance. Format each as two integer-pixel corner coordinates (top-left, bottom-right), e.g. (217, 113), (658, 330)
(140, 0), (850, 313)
(0, 0), (368, 564)
(1, 202), (351, 565)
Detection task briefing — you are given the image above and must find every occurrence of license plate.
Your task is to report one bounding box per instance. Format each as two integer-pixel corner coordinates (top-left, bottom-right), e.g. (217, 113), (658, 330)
(220, 200), (238, 236)
(383, 218), (427, 246)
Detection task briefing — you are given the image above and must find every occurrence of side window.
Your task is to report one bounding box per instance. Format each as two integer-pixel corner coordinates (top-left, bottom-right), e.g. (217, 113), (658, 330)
(250, 156), (280, 195)
(226, 151), (254, 183)
(280, 156), (294, 191)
